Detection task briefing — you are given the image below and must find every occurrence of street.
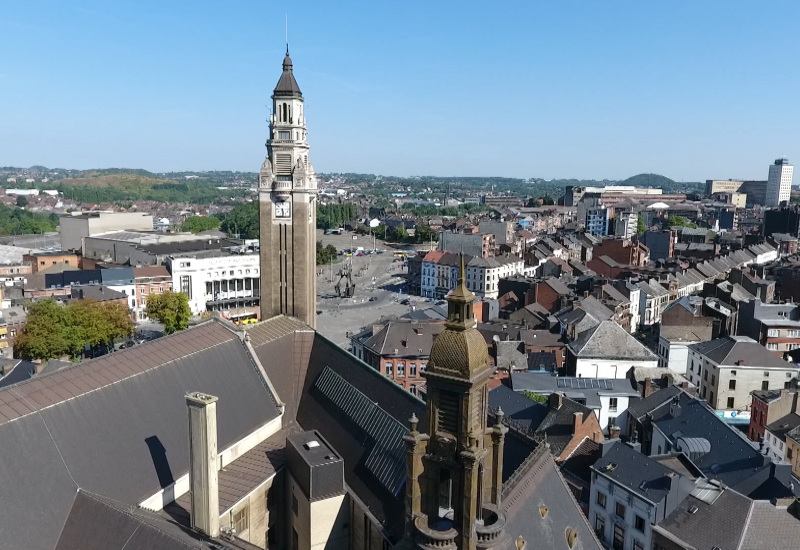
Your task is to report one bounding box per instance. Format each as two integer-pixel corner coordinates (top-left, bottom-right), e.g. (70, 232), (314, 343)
(314, 230), (429, 348)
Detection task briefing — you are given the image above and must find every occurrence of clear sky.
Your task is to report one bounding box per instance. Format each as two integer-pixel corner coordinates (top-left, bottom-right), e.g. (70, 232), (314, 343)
(2, 1), (799, 181)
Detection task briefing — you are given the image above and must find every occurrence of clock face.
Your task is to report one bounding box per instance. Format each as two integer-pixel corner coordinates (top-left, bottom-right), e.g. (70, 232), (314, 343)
(275, 201), (291, 218)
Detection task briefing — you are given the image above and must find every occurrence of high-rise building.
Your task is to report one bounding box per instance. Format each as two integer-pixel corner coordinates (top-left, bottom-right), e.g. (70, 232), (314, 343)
(259, 50), (318, 327)
(766, 157), (794, 207)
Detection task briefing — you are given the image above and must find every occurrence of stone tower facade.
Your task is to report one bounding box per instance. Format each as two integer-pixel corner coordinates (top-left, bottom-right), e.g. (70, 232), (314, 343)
(402, 256), (508, 550)
(259, 50), (318, 328)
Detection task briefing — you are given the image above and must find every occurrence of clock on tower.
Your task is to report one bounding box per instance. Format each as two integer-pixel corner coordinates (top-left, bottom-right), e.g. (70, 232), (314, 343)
(258, 49), (317, 328)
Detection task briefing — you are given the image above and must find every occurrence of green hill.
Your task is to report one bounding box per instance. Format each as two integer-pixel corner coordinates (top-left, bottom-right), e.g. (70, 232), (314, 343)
(619, 173), (676, 188)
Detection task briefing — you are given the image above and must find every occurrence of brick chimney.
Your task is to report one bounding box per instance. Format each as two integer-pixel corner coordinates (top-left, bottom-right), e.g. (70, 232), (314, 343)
(549, 392), (563, 410)
(610, 425), (621, 439)
(186, 392), (220, 538)
(573, 411), (583, 433)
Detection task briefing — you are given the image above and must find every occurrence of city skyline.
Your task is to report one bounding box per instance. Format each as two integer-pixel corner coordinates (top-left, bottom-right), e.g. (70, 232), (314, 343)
(3, 1), (799, 181)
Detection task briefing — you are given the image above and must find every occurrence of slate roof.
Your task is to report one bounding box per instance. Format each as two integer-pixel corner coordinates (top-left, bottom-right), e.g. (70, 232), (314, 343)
(592, 442), (679, 504)
(510, 374), (639, 411)
(274, 53), (302, 96)
(690, 335), (794, 369)
(765, 413), (800, 442)
(55, 490), (261, 550)
(503, 449), (603, 550)
(568, 320), (658, 361)
(560, 437), (601, 485)
(0, 320), (281, 549)
(626, 385), (682, 421)
(537, 397), (596, 458)
(650, 393), (776, 493)
(489, 384), (548, 432)
(655, 485), (800, 550)
(357, 320), (443, 357)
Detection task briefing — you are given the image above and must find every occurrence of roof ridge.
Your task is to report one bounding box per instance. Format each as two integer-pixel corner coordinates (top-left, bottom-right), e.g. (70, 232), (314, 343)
(75, 489), (203, 549)
(736, 498), (756, 550)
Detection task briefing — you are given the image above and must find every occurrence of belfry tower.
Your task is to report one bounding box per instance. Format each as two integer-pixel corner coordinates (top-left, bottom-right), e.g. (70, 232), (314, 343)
(402, 256), (508, 549)
(259, 50), (317, 328)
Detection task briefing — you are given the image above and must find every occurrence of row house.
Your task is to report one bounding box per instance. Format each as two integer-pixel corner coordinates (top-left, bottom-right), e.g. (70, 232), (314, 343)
(350, 320), (443, 396)
(420, 251), (526, 300)
(737, 298), (800, 357)
(132, 266), (174, 321)
(657, 296), (715, 374)
(637, 279), (670, 328)
(749, 388), (800, 443)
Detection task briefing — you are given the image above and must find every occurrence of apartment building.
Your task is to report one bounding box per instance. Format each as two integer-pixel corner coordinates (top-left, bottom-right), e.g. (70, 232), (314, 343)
(688, 336), (800, 416)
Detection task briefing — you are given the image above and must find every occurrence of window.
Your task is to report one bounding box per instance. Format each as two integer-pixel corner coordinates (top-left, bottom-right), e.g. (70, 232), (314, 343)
(768, 329), (780, 337)
(767, 343), (778, 351)
(788, 372), (794, 378)
(762, 381), (770, 391)
(609, 398), (618, 412)
(595, 516), (605, 539)
(729, 379), (737, 390)
(596, 492), (607, 508)
(731, 370), (737, 377)
(789, 330), (800, 338)
(764, 372), (770, 377)
(385, 363), (393, 376)
(291, 494), (298, 515)
(613, 524), (625, 550)
(409, 363), (417, 377)
(727, 397), (735, 408)
(615, 502), (626, 519)
(633, 541), (644, 550)
(711, 375), (715, 385)
(397, 362), (405, 377)
(233, 505), (249, 533)
(634, 514), (646, 532)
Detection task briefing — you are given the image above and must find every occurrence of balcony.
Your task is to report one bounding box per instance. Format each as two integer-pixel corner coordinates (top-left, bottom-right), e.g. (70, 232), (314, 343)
(414, 515), (457, 549)
(475, 504), (508, 548)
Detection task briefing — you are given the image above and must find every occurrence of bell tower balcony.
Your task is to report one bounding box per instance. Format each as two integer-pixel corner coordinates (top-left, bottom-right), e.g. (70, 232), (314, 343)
(413, 514), (457, 550)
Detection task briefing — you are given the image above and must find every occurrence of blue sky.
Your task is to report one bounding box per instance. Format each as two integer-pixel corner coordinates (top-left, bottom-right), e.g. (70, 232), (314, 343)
(2, 1), (799, 181)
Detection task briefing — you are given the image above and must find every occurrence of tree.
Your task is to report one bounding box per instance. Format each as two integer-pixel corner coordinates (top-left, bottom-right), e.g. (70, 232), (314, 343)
(181, 215), (221, 234)
(13, 299), (135, 361)
(144, 291), (191, 335)
(316, 241), (338, 265)
(387, 226), (409, 242)
(637, 215), (646, 235)
(15, 195), (27, 208)
(541, 195), (556, 206)
(666, 215), (697, 228)
(221, 201), (259, 239)
(526, 198), (541, 208)
(415, 225), (438, 244)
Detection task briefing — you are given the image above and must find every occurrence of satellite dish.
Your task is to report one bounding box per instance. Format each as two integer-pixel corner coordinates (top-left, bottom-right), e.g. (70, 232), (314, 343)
(369, 218), (380, 228)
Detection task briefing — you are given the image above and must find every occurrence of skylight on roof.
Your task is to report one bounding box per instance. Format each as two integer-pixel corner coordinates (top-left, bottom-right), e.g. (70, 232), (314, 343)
(304, 440), (320, 449)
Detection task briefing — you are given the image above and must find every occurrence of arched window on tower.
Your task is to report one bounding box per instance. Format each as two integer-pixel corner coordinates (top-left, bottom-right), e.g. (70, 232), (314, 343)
(282, 103), (287, 122)
(288, 104), (293, 123)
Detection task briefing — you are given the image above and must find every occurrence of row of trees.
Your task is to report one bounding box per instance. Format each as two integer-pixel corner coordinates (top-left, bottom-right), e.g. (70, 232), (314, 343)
(180, 215), (221, 233)
(14, 299), (134, 361)
(317, 203), (358, 230)
(0, 203), (59, 236)
(14, 291), (192, 361)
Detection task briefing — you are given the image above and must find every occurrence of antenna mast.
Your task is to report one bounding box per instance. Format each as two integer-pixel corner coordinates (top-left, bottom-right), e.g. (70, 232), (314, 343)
(285, 14), (289, 54)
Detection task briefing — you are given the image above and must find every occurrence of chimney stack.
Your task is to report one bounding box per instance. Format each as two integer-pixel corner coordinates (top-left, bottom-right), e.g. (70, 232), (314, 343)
(573, 411), (583, 433)
(186, 392), (220, 538)
(549, 392), (563, 410)
(610, 425), (621, 439)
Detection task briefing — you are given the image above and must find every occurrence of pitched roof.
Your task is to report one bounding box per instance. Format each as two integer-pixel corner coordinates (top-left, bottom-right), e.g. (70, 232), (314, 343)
(510, 375), (640, 410)
(488, 384), (548, 432)
(654, 484), (752, 550)
(568, 320), (658, 361)
(626, 385), (682, 420)
(592, 442), (681, 504)
(55, 490), (260, 550)
(0, 320), (281, 549)
(690, 335), (794, 369)
(537, 396), (596, 457)
(765, 413), (800, 442)
(503, 447), (603, 549)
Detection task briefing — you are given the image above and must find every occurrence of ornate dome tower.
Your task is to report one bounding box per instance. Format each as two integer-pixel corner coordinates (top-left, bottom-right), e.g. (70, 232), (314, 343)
(402, 255), (508, 550)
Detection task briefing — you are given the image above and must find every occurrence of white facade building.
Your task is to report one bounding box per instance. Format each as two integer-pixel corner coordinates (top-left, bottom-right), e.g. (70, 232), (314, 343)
(687, 335), (800, 413)
(766, 157), (794, 207)
(166, 252), (260, 317)
(421, 252), (524, 299)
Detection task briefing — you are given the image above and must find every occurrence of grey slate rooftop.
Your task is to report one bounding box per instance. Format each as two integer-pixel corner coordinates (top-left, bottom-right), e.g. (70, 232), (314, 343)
(690, 335), (795, 369)
(568, 320), (658, 361)
(592, 442), (681, 504)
